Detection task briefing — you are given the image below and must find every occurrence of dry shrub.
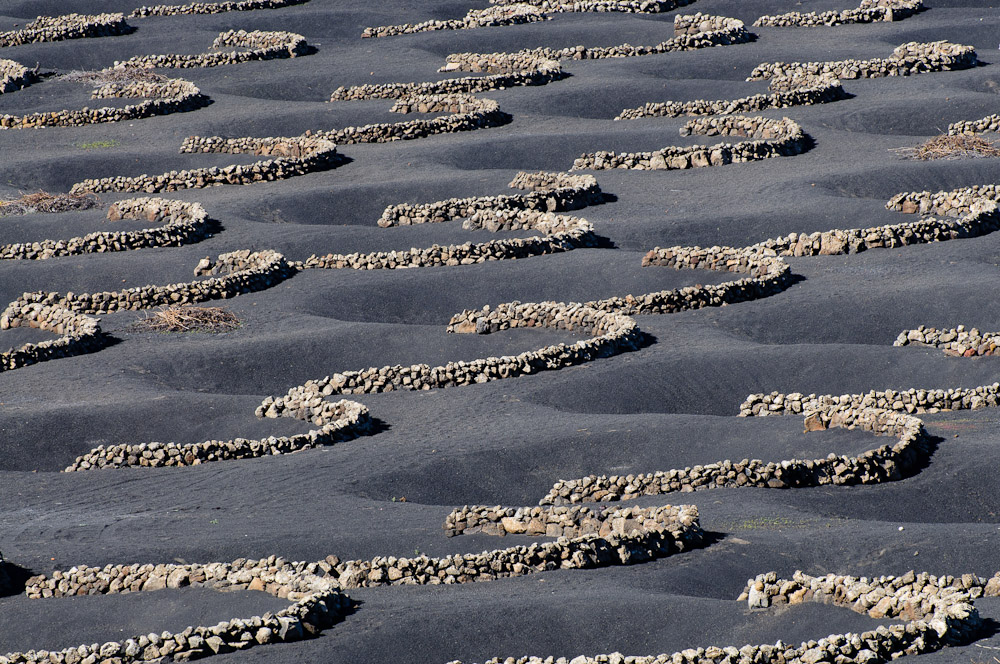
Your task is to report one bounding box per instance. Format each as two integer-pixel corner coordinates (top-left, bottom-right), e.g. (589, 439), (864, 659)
(0, 191), (101, 217)
(894, 133), (1000, 160)
(59, 66), (167, 86)
(133, 306), (241, 333)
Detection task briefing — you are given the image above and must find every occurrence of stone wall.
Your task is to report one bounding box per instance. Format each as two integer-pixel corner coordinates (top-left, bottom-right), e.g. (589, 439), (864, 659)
(747, 40), (976, 81)
(0, 75), (206, 129)
(0, 556), (352, 664)
(572, 115), (806, 171)
(616, 73), (845, 120)
(741, 384), (1000, 417)
(1, 197), (212, 260)
(116, 29), (310, 69)
(363, 4), (548, 39)
(0, 302), (103, 373)
(332, 60), (566, 100)
(489, 0), (697, 13)
(541, 406), (929, 504)
(753, 0), (923, 27)
(442, 13), (749, 73)
(895, 325), (1000, 357)
(130, 0), (310, 17)
(949, 114), (1000, 135)
(70, 136), (340, 194)
(0, 59), (36, 94)
(0, 13), (132, 48)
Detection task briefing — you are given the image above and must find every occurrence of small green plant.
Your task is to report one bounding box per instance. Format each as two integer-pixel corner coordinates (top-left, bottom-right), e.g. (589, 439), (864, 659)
(77, 139), (120, 150)
(209, 518), (219, 525)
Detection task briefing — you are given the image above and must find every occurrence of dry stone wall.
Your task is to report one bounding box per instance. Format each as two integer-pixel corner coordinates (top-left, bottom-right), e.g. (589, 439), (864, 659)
(442, 14), (750, 73)
(753, 0), (923, 28)
(572, 115), (806, 171)
(115, 29), (310, 69)
(363, 4), (548, 38)
(0, 197), (212, 260)
(895, 325), (1000, 357)
(949, 114), (1000, 135)
(541, 406), (930, 504)
(0, 14), (132, 48)
(0, 59), (36, 94)
(0, 302), (103, 373)
(130, 0), (310, 17)
(748, 40), (976, 82)
(489, 0), (697, 14)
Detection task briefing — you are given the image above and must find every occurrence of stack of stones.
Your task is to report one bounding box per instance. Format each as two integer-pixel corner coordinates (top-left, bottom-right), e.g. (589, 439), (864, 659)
(66, 398), (371, 471)
(257, 301), (640, 403)
(740, 384), (1000, 417)
(489, 0), (696, 12)
(12, 249), (297, 315)
(895, 325), (1000, 356)
(747, 40), (976, 82)
(2, 556), (352, 663)
(71, 136), (340, 193)
(585, 244), (792, 316)
(0, 197), (212, 260)
(750, 187), (999, 257)
(331, 504), (702, 588)
(0, 75), (205, 129)
(378, 171), (603, 226)
(130, 0), (309, 17)
(0, 302), (102, 372)
(0, 13), (132, 48)
(115, 29), (310, 69)
(753, 0), (923, 27)
(616, 73), (845, 120)
(572, 115), (806, 170)
(541, 406), (929, 504)
(333, 60), (567, 100)
(442, 13), (750, 73)
(949, 114), (1000, 135)
(363, 4), (548, 38)
(0, 59), (36, 94)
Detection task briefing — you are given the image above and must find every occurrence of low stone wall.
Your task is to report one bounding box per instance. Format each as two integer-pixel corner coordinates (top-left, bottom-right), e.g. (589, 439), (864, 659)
(0, 59), (36, 94)
(445, 503), (695, 538)
(748, 40), (976, 82)
(489, 0), (696, 13)
(332, 60), (566, 100)
(377, 171), (602, 227)
(949, 114), (1000, 135)
(363, 4), (548, 39)
(131, 0), (310, 17)
(895, 325), (1000, 356)
(13, 249), (297, 315)
(65, 398), (371, 471)
(116, 29), (310, 69)
(0, 197), (212, 260)
(332, 504), (702, 588)
(753, 0), (923, 27)
(572, 115), (806, 171)
(1, 75), (206, 129)
(616, 73), (845, 120)
(0, 302), (103, 373)
(541, 406), (929, 504)
(741, 384), (1000, 417)
(2, 556), (352, 664)
(452, 569), (996, 664)
(70, 136), (340, 194)
(751, 186), (1000, 257)
(443, 13), (749, 74)
(0, 13), (132, 48)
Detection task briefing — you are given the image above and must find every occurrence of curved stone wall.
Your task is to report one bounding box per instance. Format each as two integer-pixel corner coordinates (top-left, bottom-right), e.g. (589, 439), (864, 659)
(70, 136), (341, 194)
(130, 0), (310, 17)
(541, 406), (929, 504)
(0, 75), (206, 130)
(0, 302), (104, 373)
(753, 0), (923, 28)
(489, 0), (697, 14)
(895, 325), (1000, 357)
(0, 197), (212, 260)
(572, 115), (807, 171)
(0, 13), (132, 49)
(363, 4), (548, 38)
(115, 29), (310, 69)
(442, 13), (750, 73)
(747, 40), (976, 82)
(948, 114), (1000, 135)
(0, 59), (37, 94)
